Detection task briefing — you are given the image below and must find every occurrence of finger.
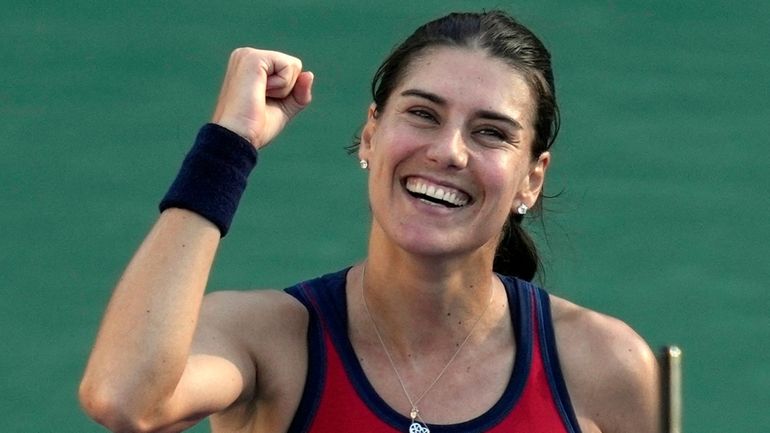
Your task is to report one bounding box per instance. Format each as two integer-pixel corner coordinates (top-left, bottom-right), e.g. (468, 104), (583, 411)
(264, 56), (302, 99)
(279, 71), (314, 119)
(292, 71), (314, 107)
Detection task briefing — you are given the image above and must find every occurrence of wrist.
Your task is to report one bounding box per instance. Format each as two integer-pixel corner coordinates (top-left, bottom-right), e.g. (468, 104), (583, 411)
(211, 120), (256, 147)
(159, 123), (258, 237)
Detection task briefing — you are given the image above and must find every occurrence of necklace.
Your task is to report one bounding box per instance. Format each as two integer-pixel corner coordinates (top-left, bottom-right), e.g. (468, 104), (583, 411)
(360, 265), (494, 433)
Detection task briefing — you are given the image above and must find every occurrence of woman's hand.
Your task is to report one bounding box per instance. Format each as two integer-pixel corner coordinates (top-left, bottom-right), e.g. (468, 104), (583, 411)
(212, 48), (314, 149)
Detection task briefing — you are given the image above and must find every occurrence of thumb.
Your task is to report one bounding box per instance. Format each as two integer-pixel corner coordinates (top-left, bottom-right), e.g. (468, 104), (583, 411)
(282, 71), (314, 118)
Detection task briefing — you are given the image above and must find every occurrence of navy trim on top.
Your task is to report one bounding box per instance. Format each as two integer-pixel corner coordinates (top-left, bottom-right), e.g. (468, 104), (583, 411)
(284, 280), (330, 433)
(284, 270), (584, 433)
(307, 269), (534, 433)
(534, 287), (582, 433)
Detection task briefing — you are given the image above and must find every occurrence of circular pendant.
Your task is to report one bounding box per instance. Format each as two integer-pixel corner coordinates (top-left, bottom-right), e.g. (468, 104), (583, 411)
(409, 421), (430, 433)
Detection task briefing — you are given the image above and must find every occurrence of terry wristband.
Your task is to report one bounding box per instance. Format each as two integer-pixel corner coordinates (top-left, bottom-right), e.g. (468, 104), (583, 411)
(159, 123), (258, 237)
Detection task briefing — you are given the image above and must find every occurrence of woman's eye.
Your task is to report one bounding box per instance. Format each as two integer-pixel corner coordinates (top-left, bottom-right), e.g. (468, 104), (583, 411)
(477, 128), (506, 140)
(475, 128), (519, 148)
(409, 109), (436, 121)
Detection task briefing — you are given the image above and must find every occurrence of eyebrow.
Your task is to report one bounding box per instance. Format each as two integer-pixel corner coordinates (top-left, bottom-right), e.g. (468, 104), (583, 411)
(401, 89), (446, 104)
(399, 88), (523, 130)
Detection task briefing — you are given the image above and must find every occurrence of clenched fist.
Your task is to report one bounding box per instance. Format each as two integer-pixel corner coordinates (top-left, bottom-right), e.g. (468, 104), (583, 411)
(212, 48), (314, 150)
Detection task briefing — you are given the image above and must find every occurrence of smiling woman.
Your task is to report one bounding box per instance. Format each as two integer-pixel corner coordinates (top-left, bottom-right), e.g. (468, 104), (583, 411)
(353, 12), (560, 281)
(79, 10), (659, 433)
(359, 46), (545, 266)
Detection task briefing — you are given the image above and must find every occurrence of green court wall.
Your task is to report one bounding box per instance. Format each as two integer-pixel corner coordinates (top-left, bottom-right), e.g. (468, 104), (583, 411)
(2, 1), (768, 431)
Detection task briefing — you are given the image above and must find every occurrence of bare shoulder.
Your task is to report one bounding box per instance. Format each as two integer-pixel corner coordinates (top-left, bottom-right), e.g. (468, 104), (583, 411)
(548, 295), (657, 379)
(549, 295), (660, 433)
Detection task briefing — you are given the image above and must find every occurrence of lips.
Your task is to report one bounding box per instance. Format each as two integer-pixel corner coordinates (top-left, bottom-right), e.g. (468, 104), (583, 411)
(404, 177), (471, 208)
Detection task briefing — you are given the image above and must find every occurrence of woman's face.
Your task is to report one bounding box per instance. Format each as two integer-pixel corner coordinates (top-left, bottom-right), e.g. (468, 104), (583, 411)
(360, 47), (550, 259)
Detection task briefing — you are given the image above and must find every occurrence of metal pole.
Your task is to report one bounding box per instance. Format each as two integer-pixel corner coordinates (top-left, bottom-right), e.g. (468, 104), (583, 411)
(661, 345), (683, 433)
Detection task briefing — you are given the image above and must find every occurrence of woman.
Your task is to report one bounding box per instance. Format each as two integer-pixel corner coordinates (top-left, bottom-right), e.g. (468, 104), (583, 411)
(80, 11), (659, 433)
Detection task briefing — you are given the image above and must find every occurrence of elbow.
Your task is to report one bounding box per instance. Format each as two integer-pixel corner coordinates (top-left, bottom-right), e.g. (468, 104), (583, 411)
(79, 379), (160, 433)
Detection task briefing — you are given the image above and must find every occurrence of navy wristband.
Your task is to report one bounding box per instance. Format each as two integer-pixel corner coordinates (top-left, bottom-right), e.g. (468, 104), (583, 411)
(159, 123), (258, 237)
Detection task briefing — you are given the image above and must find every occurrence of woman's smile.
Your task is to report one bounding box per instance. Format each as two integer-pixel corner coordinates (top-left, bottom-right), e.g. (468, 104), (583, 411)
(403, 176), (472, 208)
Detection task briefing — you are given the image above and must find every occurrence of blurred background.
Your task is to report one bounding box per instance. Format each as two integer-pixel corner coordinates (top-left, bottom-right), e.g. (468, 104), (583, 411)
(1, 0), (768, 431)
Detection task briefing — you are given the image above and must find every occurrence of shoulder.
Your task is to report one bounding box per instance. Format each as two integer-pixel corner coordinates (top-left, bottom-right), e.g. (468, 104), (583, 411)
(547, 295), (657, 374)
(548, 295), (660, 433)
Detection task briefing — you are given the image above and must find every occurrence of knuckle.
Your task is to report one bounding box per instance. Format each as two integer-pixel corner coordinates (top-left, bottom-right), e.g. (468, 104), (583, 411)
(275, 51), (302, 71)
(231, 47), (261, 62)
(289, 55), (303, 71)
(227, 48), (302, 77)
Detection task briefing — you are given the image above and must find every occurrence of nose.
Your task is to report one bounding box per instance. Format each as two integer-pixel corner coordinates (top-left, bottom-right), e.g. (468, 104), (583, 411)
(425, 127), (469, 170)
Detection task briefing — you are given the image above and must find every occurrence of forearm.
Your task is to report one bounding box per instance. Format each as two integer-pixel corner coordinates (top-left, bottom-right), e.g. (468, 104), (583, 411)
(80, 48), (313, 431)
(80, 208), (220, 419)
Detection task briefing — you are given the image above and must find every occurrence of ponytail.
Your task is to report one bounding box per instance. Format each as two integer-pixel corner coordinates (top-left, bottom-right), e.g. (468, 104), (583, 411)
(493, 213), (539, 281)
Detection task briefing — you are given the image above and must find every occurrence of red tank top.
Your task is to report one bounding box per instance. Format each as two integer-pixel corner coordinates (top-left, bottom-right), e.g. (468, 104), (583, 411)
(284, 269), (581, 433)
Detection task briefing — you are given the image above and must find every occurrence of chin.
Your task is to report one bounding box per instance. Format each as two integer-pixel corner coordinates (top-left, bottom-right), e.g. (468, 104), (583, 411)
(391, 226), (483, 259)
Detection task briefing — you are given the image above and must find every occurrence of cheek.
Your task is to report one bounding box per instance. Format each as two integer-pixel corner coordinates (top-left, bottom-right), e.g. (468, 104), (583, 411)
(477, 155), (530, 216)
(371, 125), (419, 167)
(367, 130), (412, 199)
(482, 155), (523, 193)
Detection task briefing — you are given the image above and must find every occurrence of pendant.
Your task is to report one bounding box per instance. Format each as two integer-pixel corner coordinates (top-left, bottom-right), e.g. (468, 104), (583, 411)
(409, 421), (430, 433)
(409, 408), (429, 433)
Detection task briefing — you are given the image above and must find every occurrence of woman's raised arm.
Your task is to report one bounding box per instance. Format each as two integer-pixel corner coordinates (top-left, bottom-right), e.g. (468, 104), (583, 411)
(79, 48), (313, 433)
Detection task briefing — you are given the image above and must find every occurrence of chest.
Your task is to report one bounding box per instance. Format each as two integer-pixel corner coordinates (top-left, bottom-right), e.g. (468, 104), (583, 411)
(356, 337), (516, 426)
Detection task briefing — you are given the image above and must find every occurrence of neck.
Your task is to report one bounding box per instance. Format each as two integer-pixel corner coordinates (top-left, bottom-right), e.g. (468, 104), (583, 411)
(355, 224), (501, 356)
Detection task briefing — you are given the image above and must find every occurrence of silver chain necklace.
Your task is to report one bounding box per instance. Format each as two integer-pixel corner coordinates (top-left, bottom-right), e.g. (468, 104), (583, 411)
(360, 265), (494, 433)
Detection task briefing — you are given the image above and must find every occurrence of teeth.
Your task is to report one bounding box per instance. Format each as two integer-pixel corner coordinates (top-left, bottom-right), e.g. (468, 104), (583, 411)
(405, 178), (469, 207)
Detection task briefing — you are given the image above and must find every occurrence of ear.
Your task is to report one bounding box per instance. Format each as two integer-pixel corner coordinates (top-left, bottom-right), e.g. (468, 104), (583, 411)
(358, 103), (378, 162)
(514, 151), (551, 211)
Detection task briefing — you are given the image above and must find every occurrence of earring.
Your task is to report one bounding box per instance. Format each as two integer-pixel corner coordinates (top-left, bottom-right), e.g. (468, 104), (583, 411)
(359, 159), (369, 170)
(516, 203), (528, 215)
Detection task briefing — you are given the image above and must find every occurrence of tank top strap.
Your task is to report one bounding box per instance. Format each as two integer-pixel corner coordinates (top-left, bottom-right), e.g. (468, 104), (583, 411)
(526, 280), (582, 433)
(283, 268), (350, 433)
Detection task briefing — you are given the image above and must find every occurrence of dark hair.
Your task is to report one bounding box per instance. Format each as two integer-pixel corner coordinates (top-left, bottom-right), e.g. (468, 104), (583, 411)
(355, 10), (560, 281)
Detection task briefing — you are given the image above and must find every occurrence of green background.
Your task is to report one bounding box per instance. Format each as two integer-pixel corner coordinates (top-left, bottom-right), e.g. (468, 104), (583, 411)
(2, 1), (768, 431)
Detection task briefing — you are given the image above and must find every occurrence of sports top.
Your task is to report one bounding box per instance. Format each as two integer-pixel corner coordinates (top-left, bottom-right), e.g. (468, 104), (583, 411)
(284, 268), (581, 433)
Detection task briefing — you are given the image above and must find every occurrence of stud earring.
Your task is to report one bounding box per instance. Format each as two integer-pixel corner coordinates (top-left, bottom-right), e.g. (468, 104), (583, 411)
(516, 203), (528, 215)
(359, 159), (369, 170)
